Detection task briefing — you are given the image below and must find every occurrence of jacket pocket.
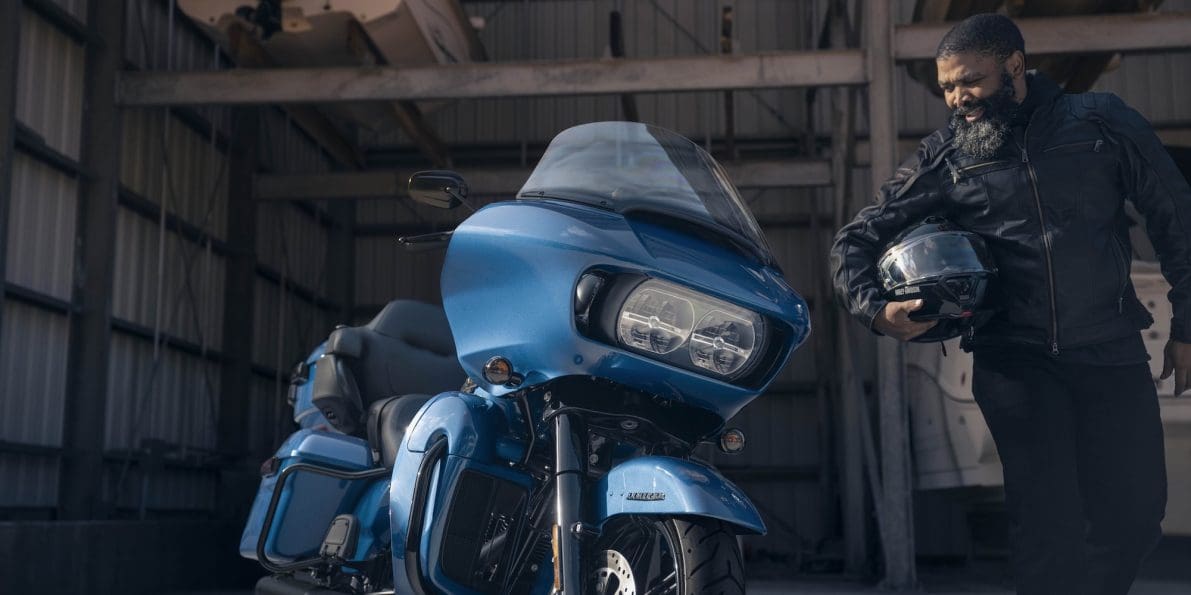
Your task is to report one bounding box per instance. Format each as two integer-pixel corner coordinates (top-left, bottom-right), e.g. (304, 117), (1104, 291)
(1042, 138), (1104, 155)
(947, 159), (1015, 185)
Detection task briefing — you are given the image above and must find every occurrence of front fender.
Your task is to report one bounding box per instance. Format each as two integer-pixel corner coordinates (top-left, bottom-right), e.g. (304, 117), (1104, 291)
(592, 456), (765, 535)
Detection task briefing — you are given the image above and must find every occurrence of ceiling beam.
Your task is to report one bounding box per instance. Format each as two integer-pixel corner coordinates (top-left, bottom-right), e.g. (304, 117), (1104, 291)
(254, 159), (833, 201)
(895, 11), (1191, 61)
(118, 50), (868, 106)
(117, 12), (1191, 108)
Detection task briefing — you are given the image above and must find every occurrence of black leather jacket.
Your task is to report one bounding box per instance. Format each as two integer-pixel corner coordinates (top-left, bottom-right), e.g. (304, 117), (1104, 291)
(831, 73), (1191, 352)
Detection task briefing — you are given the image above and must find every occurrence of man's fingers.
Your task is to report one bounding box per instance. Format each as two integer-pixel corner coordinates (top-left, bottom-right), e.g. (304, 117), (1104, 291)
(1178, 369), (1189, 397)
(1161, 351), (1174, 380)
(891, 299), (926, 323)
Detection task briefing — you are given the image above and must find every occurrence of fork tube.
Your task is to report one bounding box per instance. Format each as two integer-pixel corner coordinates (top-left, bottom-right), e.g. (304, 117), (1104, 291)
(554, 413), (584, 594)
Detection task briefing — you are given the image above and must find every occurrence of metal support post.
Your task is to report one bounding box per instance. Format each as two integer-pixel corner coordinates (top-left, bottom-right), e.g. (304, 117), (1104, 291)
(0, 0), (20, 335)
(59, 0), (125, 520)
(218, 108), (260, 459)
(826, 0), (870, 574)
(866, 0), (916, 589)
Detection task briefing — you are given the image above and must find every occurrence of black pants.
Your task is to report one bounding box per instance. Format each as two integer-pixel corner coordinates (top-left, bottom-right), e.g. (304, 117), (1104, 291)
(972, 349), (1167, 595)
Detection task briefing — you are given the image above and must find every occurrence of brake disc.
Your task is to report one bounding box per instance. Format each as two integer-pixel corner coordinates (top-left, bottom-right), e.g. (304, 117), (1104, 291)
(590, 549), (636, 595)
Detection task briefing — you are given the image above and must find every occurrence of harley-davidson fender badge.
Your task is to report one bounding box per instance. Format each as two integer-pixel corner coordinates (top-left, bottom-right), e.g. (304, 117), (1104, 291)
(626, 492), (666, 501)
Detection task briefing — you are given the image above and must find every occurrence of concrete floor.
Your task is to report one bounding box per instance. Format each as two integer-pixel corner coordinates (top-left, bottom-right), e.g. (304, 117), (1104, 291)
(749, 579), (1191, 594)
(172, 580), (1191, 594)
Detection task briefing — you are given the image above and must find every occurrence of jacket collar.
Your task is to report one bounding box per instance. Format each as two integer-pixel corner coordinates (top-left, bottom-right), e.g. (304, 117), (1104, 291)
(1022, 71), (1063, 116)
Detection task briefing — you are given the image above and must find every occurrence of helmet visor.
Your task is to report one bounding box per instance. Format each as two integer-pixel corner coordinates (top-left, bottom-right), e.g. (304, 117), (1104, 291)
(878, 232), (993, 290)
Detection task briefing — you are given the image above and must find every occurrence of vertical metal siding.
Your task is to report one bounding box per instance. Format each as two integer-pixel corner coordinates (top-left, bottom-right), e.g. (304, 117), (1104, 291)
(0, 301), (69, 507)
(16, 6), (85, 159)
(104, 333), (221, 453)
(256, 201), (331, 297)
(1093, 50), (1191, 125)
(251, 278), (326, 375)
(354, 237), (446, 307)
(0, 301), (69, 447)
(120, 107), (230, 240)
(6, 152), (78, 299)
(111, 208), (226, 348)
(124, 0), (234, 140)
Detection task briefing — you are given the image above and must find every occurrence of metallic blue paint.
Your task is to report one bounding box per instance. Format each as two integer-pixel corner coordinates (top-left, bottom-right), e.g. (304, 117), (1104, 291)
(593, 456), (766, 535)
(389, 392), (536, 594)
(440, 199), (810, 419)
(239, 430), (374, 561)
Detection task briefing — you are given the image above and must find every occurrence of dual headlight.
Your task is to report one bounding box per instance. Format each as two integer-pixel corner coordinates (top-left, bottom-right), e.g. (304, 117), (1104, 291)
(576, 274), (768, 382)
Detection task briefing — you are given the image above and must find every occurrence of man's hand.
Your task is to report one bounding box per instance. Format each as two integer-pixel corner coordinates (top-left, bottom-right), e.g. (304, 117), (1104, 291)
(1160, 339), (1191, 396)
(872, 300), (938, 341)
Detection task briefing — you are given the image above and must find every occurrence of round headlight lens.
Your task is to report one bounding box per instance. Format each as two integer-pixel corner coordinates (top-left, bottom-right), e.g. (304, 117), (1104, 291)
(689, 309), (761, 376)
(617, 285), (695, 355)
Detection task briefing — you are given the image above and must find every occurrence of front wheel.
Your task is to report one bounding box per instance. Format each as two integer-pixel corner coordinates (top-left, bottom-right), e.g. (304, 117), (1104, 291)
(587, 516), (745, 595)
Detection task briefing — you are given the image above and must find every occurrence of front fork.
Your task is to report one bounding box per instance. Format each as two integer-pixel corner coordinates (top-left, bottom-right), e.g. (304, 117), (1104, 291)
(553, 412), (585, 595)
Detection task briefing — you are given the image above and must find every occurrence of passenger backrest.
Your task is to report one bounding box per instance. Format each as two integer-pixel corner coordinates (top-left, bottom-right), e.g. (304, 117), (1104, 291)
(311, 300), (466, 435)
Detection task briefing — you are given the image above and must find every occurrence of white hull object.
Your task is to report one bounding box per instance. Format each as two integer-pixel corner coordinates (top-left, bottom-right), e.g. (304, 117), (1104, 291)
(907, 261), (1191, 536)
(180, 1), (484, 66)
(179, 1), (484, 132)
(906, 337), (1003, 491)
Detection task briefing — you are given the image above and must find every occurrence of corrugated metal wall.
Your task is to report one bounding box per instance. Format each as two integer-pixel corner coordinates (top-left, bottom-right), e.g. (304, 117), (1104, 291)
(2, 4), (85, 510)
(2, 0), (340, 515)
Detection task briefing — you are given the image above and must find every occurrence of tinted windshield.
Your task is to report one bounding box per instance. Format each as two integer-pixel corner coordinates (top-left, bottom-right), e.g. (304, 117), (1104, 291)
(517, 122), (773, 265)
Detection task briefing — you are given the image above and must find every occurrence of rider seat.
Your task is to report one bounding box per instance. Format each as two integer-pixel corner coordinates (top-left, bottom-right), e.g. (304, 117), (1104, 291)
(366, 394), (433, 468)
(311, 300), (465, 437)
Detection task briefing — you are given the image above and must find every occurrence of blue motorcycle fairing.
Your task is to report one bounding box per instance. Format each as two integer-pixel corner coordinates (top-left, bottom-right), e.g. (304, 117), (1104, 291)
(389, 391), (538, 594)
(441, 199), (810, 421)
(593, 456), (765, 535)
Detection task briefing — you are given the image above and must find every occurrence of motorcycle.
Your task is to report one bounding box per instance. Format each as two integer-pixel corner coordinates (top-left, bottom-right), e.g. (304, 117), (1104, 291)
(240, 121), (811, 594)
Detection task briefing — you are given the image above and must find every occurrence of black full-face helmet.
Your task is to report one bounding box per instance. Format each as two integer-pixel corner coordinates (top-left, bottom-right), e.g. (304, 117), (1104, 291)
(877, 217), (997, 342)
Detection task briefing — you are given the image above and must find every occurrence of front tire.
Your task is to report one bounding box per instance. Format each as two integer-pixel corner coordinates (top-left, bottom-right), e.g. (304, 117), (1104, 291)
(588, 516), (745, 595)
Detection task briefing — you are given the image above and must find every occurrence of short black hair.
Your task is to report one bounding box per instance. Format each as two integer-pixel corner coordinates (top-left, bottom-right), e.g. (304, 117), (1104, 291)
(936, 13), (1025, 62)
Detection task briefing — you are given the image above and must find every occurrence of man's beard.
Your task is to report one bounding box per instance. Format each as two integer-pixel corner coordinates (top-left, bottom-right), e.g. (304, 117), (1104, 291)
(949, 71), (1018, 160)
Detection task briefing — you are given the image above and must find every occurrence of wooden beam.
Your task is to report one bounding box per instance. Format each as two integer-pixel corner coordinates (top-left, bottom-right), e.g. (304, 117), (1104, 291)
(60, 0), (124, 520)
(254, 159), (832, 201)
(117, 50), (869, 106)
(895, 12), (1191, 61)
(826, 0), (869, 575)
(869, 0), (917, 589)
(1159, 128), (1191, 148)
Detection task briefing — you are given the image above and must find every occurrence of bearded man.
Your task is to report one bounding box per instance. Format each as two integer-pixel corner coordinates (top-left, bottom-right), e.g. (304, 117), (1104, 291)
(830, 13), (1189, 595)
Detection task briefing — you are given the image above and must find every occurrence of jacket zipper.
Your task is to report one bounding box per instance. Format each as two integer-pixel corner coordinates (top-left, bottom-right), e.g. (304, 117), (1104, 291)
(1041, 139), (1104, 154)
(1020, 136), (1061, 355)
(946, 159), (1012, 185)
